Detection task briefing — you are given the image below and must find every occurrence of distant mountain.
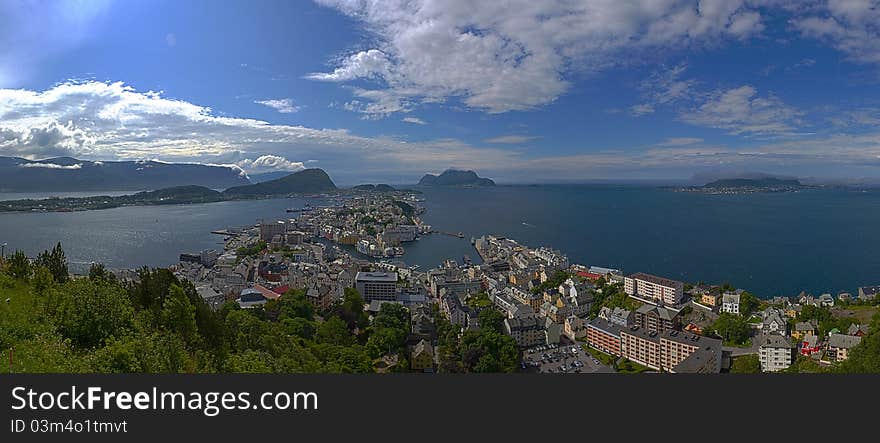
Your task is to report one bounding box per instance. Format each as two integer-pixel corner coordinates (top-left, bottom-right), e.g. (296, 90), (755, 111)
(704, 177), (802, 188)
(418, 169), (495, 186)
(222, 168), (337, 198)
(0, 156), (250, 192)
(352, 184), (395, 192)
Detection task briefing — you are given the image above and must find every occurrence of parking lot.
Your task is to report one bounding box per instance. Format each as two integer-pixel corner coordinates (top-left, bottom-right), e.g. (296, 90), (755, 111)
(521, 343), (615, 374)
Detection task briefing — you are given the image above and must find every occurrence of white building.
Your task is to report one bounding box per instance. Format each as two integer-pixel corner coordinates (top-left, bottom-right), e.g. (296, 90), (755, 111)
(623, 272), (684, 305)
(721, 292), (741, 315)
(758, 335), (795, 372)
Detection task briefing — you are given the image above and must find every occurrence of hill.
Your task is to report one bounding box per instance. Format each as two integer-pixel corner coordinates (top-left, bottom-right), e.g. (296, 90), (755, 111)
(0, 156), (250, 192)
(352, 184), (396, 192)
(704, 177), (802, 188)
(222, 168), (337, 198)
(418, 169), (495, 186)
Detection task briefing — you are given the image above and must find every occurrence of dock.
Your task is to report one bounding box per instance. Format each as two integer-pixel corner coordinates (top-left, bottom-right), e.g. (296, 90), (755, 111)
(430, 230), (465, 238)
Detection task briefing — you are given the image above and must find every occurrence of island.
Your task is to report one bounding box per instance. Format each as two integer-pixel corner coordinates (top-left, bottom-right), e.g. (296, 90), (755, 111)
(674, 177), (807, 194)
(418, 169), (495, 186)
(0, 168), (340, 212)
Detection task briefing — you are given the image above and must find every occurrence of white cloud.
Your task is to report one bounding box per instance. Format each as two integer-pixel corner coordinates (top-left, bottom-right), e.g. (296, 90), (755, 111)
(402, 117), (427, 125)
(254, 98), (300, 113)
(484, 135), (539, 144)
(633, 63), (696, 115)
(793, 0), (880, 64)
(3, 80), (879, 183)
(680, 85), (804, 136)
(18, 162), (82, 170)
(310, 0), (766, 116)
(236, 155), (305, 173)
(658, 137), (704, 146)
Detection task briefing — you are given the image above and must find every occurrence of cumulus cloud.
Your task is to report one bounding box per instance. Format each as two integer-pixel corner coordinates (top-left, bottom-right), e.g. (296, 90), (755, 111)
(402, 117), (427, 125)
(2, 79), (879, 183)
(680, 85), (804, 136)
(0, 80), (522, 183)
(236, 155), (306, 173)
(254, 98), (300, 113)
(484, 135), (539, 144)
(793, 0), (880, 65)
(18, 162), (82, 170)
(309, 0), (767, 116)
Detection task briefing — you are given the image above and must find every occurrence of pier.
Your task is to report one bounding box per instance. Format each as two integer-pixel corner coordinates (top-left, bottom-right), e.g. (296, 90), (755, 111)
(430, 230), (465, 238)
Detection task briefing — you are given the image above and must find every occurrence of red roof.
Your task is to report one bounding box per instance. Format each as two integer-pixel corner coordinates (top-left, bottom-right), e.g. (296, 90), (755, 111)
(272, 285), (290, 295)
(253, 284), (281, 300)
(577, 271), (603, 280)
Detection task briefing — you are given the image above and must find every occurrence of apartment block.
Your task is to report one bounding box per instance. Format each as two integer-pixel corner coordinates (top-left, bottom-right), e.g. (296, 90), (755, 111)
(624, 272), (684, 305)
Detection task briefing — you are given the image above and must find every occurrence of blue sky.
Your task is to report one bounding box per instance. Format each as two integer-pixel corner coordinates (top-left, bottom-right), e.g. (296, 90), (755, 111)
(1, 0), (880, 184)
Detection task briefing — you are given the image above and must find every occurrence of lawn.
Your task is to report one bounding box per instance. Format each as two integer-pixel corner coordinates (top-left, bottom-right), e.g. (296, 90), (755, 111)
(615, 359), (653, 374)
(834, 305), (878, 324)
(582, 344), (617, 366)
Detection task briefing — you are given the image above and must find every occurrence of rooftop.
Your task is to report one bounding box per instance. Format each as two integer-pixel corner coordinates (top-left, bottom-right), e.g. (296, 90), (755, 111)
(356, 271), (398, 282)
(628, 272), (683, 288)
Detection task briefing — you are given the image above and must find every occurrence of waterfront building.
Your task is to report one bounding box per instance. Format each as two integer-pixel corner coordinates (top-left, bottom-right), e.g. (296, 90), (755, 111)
(721, 292), (741, 315)
(624, 272), (684, 305)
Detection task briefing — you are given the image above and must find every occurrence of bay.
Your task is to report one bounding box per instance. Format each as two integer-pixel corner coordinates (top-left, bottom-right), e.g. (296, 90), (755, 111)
(0, 185), (878, 297)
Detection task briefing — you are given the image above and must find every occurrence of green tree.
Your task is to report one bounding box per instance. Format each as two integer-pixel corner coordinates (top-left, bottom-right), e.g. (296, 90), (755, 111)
(161, 285), (199, 346)
(35, 242), (68, 284)
(730, 354), (762, 373)
(739, 292), (760, 316)
(281, 317), (316, 340)
(478, 308), (506, 334)
(316, 316), (356, 346)
(329, 288), (369, 332)
(31, 266), (54, 298)
(53, 279), (134, 349)
(708, 313), (751, 345)
(459, 329), (519, 373)
(88, 263), (115, 283)
(6, 249), (30, 280)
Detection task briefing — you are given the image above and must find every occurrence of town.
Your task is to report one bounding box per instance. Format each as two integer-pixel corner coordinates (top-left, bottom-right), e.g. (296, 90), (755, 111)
(160, 192), (879, 374)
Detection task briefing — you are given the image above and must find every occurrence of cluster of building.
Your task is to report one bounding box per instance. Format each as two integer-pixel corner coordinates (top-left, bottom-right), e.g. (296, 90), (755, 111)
(302, 193), (429, 258)
(163, 192), (877, 374)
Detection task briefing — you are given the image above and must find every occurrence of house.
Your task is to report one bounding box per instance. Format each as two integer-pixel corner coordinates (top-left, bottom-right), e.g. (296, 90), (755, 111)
(721, 292), (741, 315)
(857, 285), (879, 302)
(598, 306), (633, 327)
(792, 321), (817, 340)
(544, 317), (563, 344)
(759, 334), (795, 372)
(818, 293), (835, 307)
(827, 334), (862, 362)
(799, 334), (821, 357)
(236, 288), (267, 309)
(504, 316), (545, 348)
(410, 339), (434, 372)
(701, 292), (721, 308)
(847, 324), (870, 337)
(760, 307), (788, 336)
(564, 315), (586, 341)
